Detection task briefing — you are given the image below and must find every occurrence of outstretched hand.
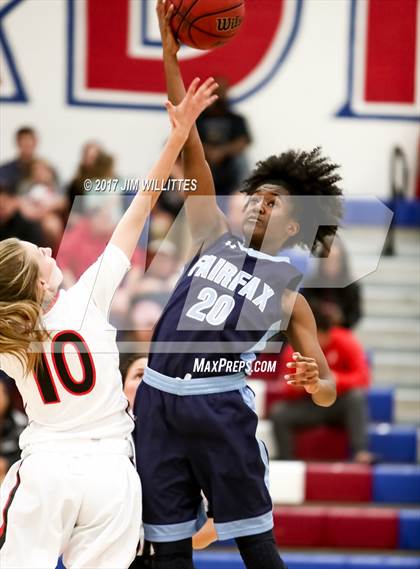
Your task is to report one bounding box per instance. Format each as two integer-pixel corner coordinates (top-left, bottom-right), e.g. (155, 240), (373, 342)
(157, 0), (179, 56)
(285, 352), (321, 394)
(166, 77), (218, 135)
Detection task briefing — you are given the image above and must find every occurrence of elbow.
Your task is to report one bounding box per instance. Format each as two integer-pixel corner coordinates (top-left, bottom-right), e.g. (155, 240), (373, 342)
(314, 395), (336, 408)
(317, 392), (337, 407)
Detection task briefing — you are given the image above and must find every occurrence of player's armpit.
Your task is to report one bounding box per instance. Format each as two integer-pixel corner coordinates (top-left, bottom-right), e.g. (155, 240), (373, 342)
(184, 191), (229, 251)
(285, 293), (336, 407)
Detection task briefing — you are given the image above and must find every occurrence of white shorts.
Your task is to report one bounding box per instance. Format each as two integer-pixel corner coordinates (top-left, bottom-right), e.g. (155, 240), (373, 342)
(0, 443), (142, 569)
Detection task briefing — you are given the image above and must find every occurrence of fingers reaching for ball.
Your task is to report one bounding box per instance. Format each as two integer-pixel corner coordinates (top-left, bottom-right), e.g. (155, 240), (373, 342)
(166, 77), (218, 132)
(157, 0), (180, 56)
(184, 76), (219, 113)
(157, 0), (245, 51)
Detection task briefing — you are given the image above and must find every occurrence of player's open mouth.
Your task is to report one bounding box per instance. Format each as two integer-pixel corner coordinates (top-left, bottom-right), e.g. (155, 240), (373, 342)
(245, 216), (263, 225)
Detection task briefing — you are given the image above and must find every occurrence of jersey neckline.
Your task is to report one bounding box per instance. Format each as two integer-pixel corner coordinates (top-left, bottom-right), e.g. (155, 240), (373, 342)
(237, 241), (290, 263)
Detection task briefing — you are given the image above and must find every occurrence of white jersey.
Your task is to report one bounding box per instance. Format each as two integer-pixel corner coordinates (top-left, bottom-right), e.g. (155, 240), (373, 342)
(0, 243), (134, 452)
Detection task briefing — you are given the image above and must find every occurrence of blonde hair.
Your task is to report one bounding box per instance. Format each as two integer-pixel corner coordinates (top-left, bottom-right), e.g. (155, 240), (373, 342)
(0, 238), (49, 375)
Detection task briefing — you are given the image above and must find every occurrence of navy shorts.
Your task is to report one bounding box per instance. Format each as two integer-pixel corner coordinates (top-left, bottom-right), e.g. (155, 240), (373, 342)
(133, 380), (273, 542)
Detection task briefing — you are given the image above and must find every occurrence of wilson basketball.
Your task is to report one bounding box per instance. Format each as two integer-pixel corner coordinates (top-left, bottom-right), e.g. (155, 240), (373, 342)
(170, 0), (245, 50)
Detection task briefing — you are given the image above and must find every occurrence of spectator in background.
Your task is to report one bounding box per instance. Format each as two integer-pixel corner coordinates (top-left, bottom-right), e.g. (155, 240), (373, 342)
(131, 239), (181, 297)
(269, 302), (373, 464)
(0, 126), (38, 192)
(197, 77), (251, 195)
(19, 158), (66, 252)
(302, 238), (362, 328)
(158, 154), (184, 218)
(148, 207), (175, 243)
(155, 153), (194, 257)
(0, 374), (27, 480)
(57, 195), (141, 283)
(120, 354), (148, 412)
(19, 157), (60, 197)
(0, 182), (48, 246)
(57, 195), (145, 326)
(121, 296), (163, 353)
(65, 142), (103, 219)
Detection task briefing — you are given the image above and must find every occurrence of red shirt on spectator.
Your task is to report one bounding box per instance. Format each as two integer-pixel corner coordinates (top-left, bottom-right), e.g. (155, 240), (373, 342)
(57, 219), (144, 279)
(251, 327), (370, 398)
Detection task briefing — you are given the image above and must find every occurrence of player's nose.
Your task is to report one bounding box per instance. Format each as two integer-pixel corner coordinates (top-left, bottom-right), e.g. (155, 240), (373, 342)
(250, 195), (264, 211)
(256, 199), (266, 214)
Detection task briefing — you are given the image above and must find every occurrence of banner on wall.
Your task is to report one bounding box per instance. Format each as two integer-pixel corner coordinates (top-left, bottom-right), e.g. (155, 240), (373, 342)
(1, 0), (418, 121)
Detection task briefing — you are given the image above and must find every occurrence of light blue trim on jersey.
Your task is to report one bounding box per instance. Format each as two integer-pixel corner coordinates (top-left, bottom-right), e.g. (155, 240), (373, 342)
(215, 510), (274, 540)
(239, 385), (257, 413)
(238, 241), (290, 263)
(143, 366), (246, 396)
(239, 387), (270, 490)
(258, 439), (271, 491)
(144, 501), (207, 542)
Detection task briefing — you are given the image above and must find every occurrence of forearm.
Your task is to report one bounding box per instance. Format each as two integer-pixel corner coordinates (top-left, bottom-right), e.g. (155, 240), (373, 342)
(311, 376), (336, 407)
(163, 53), (204, 156)
(286, 294), (337, 408)
(162, 52), (224, 243)
(163, 52), (185, 105)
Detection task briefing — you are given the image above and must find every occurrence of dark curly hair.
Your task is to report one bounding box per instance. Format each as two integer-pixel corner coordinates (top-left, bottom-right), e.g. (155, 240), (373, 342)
(241, 147), (343, 252)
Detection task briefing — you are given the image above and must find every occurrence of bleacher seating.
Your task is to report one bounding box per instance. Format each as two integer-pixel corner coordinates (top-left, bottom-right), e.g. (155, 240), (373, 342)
(257, 381), (395, 421)
(249, 379), (419, 463)
(193, 552), (420, 568)
(212, 461), (420, 550)
(305, 463), (372, 502)
(373, 465), (420, 503)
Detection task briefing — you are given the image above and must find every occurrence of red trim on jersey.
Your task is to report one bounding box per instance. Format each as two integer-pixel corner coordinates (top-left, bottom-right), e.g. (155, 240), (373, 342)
(0, 466), (22, 546)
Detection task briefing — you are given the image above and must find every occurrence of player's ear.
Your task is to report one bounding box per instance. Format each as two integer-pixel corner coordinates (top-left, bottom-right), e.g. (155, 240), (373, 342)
(38, 278), (48, 293)
(287, 220), (300, 237)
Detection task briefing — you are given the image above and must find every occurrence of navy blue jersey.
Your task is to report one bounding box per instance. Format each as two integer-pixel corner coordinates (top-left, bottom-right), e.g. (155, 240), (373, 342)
(148, 232), (302, 378)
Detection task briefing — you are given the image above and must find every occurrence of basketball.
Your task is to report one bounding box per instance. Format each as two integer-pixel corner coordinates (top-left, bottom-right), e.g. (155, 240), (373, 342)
(170, 0), (245, 50)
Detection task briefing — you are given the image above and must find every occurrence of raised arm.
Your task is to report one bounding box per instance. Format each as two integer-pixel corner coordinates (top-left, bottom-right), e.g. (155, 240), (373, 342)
(109, 76), (218, 260)
(285, 293), (337, 407)
(157, 0), (228, 248)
